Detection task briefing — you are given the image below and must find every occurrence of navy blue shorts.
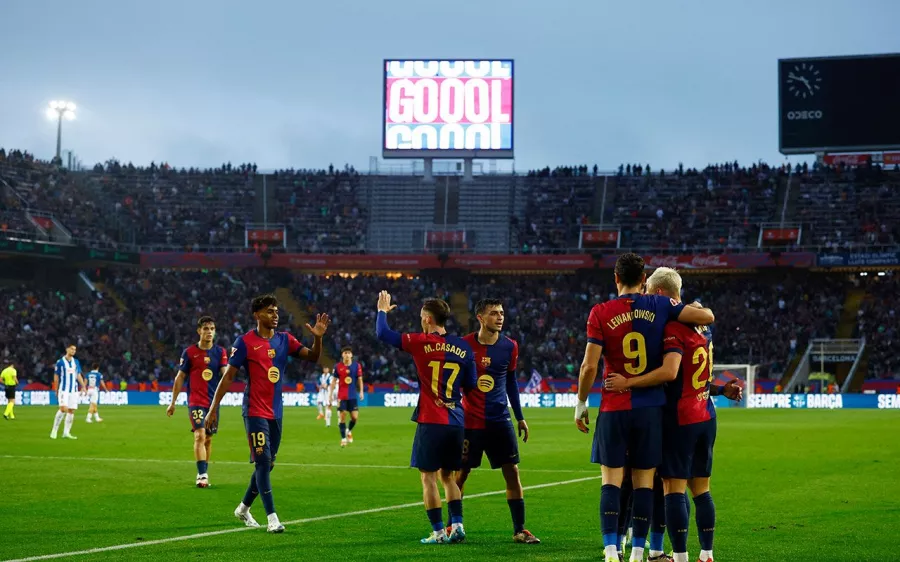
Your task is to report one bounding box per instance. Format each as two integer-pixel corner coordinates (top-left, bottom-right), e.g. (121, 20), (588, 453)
(189, 406), (218, 435)
(659, 418), (717, 479)
(463, 421), (520, 470)
(411, 423), (464, 472)
(244, 416), (283, 464)
(339, 399), (359, 412)
(592, 407), (663, 469)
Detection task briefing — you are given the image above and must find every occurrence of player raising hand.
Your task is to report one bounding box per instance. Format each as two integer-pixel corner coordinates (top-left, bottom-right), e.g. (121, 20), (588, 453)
(205, 294), (329, 533)
(375, 290), (477, 545)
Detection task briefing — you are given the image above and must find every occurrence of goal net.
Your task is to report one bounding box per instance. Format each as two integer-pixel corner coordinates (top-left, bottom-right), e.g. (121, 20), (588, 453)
(711, 364), (757, 408)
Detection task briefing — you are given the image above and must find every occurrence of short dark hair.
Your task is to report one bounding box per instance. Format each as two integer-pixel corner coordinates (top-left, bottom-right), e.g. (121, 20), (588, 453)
(66, 344), (77, 350)
(197, 316), (215, 328)
(422, 298), (451, 327)
(251, 294), (278, 313)
(341, 346), (353, 354)
(475, 298), (503, 316)
(615, 252), (645, 287)
(92, 363), (100, 370)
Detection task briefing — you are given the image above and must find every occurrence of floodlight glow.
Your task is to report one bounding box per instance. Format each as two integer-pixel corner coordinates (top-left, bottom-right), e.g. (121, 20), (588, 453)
(66, 102), (76, 111)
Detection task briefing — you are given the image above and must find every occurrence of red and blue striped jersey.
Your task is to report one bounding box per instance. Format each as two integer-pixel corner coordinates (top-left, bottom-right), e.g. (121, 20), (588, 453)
(335, 361), (363, 400)
(401, 332), (477, 426)
(180, 344), (228, 409)
(228, 330), (305, 419)
(461, 333), (524, 429)
(587, 293), (686, 412)
(663, 322), (717, 425)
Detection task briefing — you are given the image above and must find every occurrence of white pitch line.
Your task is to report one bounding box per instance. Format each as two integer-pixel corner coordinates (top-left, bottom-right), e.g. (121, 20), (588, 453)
(4, 475), (601, 562)
(0, 455), (593, 473)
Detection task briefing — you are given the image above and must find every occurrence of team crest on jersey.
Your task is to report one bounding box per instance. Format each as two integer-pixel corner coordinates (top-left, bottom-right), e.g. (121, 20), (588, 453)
(481, 356), (491, 367)
(202, 369), (214, 381)
(204, 356), (210, 364)
(344, 376), (352, 385)
(477, 374), (495, 392)
(267, 367), (280, 383)
(267, 349), (276, 359)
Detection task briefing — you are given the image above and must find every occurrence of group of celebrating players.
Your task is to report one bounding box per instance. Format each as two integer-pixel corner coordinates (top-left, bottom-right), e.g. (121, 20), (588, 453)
(159, 252), (737, 561)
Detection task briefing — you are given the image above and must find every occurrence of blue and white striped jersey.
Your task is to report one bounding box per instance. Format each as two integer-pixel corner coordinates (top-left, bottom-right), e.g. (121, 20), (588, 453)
(318, 372), (333, 390)
(86, 370), (103, 389)
(55, 357), (82, 392)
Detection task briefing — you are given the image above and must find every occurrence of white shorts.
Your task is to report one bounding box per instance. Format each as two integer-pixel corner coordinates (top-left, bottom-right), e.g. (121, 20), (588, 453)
(87, 388), (99, 404)
(58, 391), (79, 410)
(316, 390), (327, 406)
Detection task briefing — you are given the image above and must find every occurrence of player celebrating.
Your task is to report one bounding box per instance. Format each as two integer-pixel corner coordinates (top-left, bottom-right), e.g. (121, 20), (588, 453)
(456, 298), (540, 544)
(605, 268), (741, 562)
(574, 253), (715, 562)
(85, 363), (108, 423)
(2, 363), (17, 420)
(375, 291), (477, 545)
(50, 344), (85, 440)
(315, 366), (333, 425)
(205, 294), (329, 533)
(333, 346), (363, 447)
(166, 316), (228, 488)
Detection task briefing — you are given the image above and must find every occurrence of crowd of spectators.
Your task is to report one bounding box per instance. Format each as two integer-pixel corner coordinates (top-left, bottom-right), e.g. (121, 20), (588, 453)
(273, 167), (367, 253)
(3, 147), (899, 254)
(7, 267), (900, 385)
(856, 273), (899, 379)
(0, 285), (153, 386)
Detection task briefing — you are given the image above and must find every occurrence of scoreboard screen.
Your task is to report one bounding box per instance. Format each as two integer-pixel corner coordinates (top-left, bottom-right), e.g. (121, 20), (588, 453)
(779, 53), (900, 154)
(383, 59), (514, 159)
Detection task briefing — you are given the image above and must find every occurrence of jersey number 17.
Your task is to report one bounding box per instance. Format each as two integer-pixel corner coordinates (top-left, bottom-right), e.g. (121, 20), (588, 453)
(427, 361), (459, 399)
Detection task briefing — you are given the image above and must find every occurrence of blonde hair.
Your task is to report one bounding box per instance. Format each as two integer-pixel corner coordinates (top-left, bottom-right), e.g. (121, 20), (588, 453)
(646, 267), (683, 298)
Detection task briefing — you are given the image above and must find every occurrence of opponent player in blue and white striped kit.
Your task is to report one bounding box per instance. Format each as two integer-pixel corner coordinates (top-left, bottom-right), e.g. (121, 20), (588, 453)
(85, 363), (108, 424)
(315, 366), (334, 427)
(50, 344), (85, 440)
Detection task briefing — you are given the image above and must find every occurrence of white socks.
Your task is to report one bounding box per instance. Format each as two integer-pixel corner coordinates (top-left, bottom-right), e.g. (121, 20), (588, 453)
(605, 545), (619, 561)
(52, 411), (65, 433)
(267, 513), (280, 525)
(325, 409), (332, 426)
(650, 550), (665, 559)
(238, 502), (250, 514)
(699, 550), (713, 561)
(64, 413), (74, 435)
(674, 553), (689, 562)
(630, 546), (645, 562)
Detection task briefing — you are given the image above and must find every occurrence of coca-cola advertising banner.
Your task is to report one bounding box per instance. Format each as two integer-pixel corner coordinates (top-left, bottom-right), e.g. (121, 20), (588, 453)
(267, 254), (443, 270)
(139, 252), (817, 271)
(822, 153), (872, 165)
(445, 254), (595, 270)
(599, 253), (815, 269)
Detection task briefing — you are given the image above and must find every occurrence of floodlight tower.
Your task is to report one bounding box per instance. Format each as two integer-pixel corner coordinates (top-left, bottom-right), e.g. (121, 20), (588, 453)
(46, 100), (76, 161)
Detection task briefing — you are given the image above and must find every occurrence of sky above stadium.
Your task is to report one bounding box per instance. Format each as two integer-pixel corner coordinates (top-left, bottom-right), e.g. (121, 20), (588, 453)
(1, 0), (898, 172)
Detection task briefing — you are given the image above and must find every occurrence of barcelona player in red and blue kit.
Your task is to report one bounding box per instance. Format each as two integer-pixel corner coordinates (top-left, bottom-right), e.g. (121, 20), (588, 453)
(375, 291), (477, 545)
(454, 298), (540, 544)
(334, 346), (364, 447)
(606, 268), (741, 562)
(166, 316), (228, 488)
(575, 253), (715, 562)
(205, 294), (330, 534)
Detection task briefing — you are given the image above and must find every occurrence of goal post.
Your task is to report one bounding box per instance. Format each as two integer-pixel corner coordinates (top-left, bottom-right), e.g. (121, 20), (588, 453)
(712, 364), (757, 408)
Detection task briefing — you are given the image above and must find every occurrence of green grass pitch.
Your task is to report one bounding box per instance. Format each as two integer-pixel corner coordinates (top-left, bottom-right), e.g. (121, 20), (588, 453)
(1, 407), (897, 561)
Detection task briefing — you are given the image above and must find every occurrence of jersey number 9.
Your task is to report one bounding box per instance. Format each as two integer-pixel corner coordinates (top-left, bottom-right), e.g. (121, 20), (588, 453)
(622, 332), (648, 375)
(427, 361), (460, 400)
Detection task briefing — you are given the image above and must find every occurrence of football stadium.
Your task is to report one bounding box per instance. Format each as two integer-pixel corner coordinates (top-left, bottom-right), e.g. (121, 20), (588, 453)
(1, 4), (899, 562)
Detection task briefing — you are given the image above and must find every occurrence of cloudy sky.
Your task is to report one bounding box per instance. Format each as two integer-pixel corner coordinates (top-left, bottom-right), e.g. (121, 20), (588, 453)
(1, 0), (897, 172)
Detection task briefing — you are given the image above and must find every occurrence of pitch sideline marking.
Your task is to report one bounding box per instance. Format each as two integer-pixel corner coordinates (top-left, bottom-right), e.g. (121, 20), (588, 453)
(5, 475), (601, 562)
(0, 454), (592, 473)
